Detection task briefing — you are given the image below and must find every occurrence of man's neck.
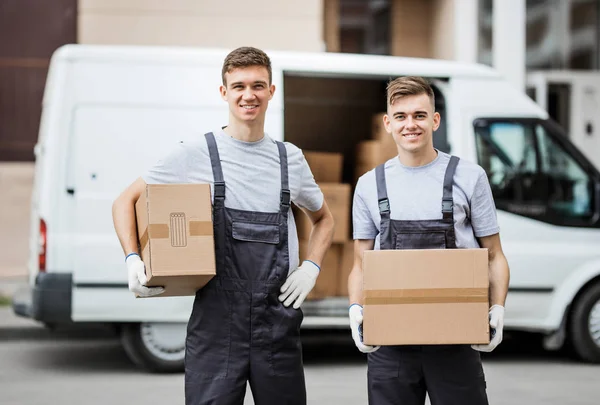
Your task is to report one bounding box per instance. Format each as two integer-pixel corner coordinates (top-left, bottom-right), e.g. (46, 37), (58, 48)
(224, 118), (265, 143)
(397, 147), (438, 167)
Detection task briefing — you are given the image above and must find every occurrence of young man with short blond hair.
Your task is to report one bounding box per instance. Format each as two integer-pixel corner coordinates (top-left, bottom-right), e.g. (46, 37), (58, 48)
(348, 76), (510, 404)
(112, 46), (334, 405)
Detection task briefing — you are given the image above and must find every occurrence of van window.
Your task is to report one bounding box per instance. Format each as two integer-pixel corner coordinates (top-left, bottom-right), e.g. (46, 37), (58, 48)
(474, 119), (597, 227)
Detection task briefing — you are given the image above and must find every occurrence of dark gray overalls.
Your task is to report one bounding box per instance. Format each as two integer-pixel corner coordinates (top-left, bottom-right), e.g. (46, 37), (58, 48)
(184, 132), (306, 405)
(368, 156), (489, 405)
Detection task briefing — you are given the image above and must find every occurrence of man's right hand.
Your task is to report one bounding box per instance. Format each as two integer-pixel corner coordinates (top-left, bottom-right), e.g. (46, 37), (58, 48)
(126, 254), (164, 297)
(349, 304), (379, 353)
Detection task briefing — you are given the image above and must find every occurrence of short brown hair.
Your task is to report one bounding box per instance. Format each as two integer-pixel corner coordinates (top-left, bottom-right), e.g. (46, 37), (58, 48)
(221, 47), (272, 85)
(386, 76), (435, 108)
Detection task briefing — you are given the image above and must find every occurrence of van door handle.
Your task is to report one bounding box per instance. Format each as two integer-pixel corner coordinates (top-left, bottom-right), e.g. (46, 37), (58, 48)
(66, 188), (75, 195)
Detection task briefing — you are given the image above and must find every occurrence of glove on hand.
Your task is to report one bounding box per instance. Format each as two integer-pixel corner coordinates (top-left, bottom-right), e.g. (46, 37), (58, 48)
(126, 254), (164, 298)
(472, 305), (505, 352)
(278, 260), (320, 309)
(349, 304), (380, 354)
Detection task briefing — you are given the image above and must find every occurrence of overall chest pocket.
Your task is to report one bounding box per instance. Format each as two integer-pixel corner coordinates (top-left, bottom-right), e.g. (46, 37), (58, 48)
(232, 221), (280, 244)
(395, 230), (447, 250)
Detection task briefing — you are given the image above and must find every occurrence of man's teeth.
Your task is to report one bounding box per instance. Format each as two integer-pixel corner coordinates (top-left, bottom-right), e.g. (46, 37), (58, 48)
(404, 134), (419, 138)
(242, 105), (257, 109)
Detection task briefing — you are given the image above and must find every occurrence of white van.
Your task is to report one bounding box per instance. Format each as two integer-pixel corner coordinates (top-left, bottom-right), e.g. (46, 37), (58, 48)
(13, 44), (600, 372)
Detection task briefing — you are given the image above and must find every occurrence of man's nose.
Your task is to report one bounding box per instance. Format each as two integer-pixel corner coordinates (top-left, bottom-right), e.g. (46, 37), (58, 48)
(405, 116), (417, 128)
(243, 88), (255, 99)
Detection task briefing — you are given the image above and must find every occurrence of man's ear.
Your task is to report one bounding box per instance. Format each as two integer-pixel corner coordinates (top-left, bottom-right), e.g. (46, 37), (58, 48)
(219, 85), (227, 101)
(383, 112), (392, 133)
(433, 111), (441, 131)
(269, 84), (276, 100)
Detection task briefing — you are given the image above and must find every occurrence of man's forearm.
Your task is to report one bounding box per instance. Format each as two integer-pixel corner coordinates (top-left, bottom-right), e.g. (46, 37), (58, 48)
(304, 213), (334, 267)
(112, 198), (140, 256)
(348, 266), (364, 306)
(489, 252), (510, 307)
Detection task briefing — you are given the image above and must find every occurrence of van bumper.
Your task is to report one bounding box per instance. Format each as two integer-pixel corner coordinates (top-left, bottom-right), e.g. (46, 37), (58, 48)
(12, 273), (72, 324)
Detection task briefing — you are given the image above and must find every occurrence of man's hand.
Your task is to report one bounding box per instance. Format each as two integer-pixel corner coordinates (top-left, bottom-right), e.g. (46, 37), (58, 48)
(472, 305), (505, 352)
(126, 254), (164, 298)
(349, 304), (379, 353)
(278, 260), (320, 309)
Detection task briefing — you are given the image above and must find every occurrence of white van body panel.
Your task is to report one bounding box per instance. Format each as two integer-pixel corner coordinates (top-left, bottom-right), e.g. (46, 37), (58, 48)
(30, 45), (600, 333)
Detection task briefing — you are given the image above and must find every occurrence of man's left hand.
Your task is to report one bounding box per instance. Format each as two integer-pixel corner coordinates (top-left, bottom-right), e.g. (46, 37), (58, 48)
(278, 260), (320, 309)
(472, 305), (505, 352)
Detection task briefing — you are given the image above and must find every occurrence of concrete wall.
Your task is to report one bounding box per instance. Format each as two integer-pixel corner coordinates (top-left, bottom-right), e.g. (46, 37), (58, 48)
(431, 0), (455, 60)
(0, 163), (33, 283)
(78, 0), (325, 52)
(390, 0), (433, 58)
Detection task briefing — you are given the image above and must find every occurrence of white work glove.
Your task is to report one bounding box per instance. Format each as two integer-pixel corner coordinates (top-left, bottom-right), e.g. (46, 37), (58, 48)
(472, 305), (505, 352)
(278, 260), (320, 309)
(349, 304), (380, 353)
(126, 254), (164, 298)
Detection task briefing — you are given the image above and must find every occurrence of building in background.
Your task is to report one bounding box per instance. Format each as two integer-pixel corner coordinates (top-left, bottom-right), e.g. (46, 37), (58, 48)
(1, 0), (599, 161)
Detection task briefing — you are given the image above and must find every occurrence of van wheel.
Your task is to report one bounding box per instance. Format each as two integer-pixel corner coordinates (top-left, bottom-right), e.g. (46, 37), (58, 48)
(121, 322), (186, 373)
(569, 282), (600, 363)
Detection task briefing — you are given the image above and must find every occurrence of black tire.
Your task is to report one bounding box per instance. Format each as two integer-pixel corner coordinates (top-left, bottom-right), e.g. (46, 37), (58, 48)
(120, 323), (186, 373)
(568, 282), (600, 363)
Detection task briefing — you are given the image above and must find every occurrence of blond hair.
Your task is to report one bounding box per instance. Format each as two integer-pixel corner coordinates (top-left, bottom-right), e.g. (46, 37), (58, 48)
(386, 76), (435, 107)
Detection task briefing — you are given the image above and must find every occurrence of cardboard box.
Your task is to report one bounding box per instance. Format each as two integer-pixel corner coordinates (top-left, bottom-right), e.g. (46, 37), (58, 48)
(355, 140), (398, 182)
(300, 240), (342, 300)
(304, 151), (343, 183)
(135, 184), (216, 297)
(362, 249), (490, 346)
(294, 183), (351, 243)
(337, 241), (354, 296)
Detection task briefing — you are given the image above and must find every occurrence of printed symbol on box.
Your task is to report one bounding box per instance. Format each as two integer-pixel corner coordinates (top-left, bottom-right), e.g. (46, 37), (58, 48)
(170, 212), (187, 247)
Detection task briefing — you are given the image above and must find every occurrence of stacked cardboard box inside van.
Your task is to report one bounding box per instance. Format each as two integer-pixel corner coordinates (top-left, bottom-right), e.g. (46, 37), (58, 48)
(355, 113), (397, 183)
(294, 151), (352, 299)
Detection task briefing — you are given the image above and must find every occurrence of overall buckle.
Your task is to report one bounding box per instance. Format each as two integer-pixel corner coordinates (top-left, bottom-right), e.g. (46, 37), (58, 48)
(442, 198), (453, 212)
(378, 198), (390, 214)
(280, 189), (291, 207)
(214, 181), (225, 199)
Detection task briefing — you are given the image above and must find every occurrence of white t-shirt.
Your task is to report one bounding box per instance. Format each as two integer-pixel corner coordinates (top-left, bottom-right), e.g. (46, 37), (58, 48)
(142, 129), (324, 272)
(353, 151), (500, 249)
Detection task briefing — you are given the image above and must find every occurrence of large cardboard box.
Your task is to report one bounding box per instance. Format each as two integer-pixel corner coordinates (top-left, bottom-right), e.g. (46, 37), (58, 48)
(135, 184), (216, 297)
(337, 241), (354, 296)
(299, 241), (342, 300)
(294, 183), (351, 243)
(362, 249), (490, 345)
(304, 151), (343, 183)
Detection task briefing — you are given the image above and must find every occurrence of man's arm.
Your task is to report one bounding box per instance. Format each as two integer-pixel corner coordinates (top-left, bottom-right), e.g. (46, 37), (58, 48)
(112, 177), (146, 256)
(297, 200), (335, 266)
(348, 239), (375, 306)
(477, 233), (510, 307)
(278, 200), (334, 308)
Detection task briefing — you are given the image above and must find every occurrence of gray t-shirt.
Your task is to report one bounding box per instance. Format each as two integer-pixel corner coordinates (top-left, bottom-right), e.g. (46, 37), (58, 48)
(142, 129), (324, 273)
(353, 151), (499, 249)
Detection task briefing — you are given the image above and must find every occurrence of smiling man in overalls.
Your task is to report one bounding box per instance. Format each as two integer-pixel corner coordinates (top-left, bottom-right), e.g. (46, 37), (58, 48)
(112, 47), (334, 405)
(348, 76), (510, 405)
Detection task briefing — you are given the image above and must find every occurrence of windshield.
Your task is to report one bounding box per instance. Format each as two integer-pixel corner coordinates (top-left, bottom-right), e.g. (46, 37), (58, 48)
(474, 119), (597, 226)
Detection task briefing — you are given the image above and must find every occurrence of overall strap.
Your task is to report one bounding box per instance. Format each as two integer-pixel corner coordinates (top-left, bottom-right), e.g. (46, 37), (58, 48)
(375, 163), (390, 220)
(204, 132), (225, 207)
(442, 156), (460, 221)
(276, 141), (290, 212)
